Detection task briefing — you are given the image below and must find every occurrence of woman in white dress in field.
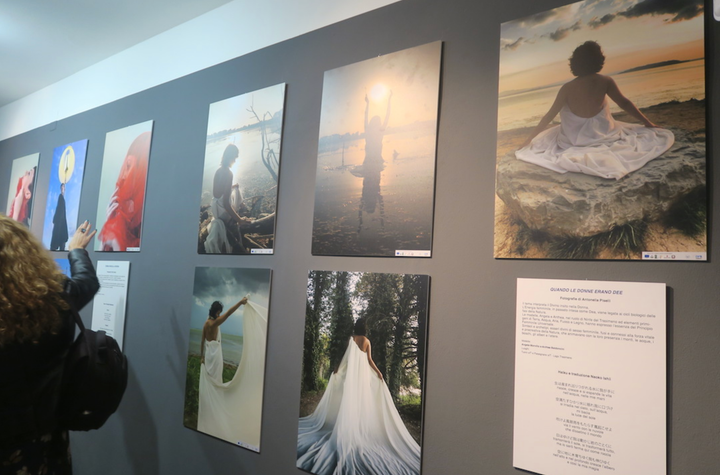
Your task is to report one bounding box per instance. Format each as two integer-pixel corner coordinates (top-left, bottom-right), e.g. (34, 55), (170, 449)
(198, 297), (267, 450)
(297, 318), (421, 475)
(516, 41), (674, 180)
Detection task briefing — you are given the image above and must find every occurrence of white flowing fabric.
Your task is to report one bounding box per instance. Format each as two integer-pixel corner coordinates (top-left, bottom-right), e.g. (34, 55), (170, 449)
(204, 198), (231, 253)
(516, 102), (674, 180)
(297, 338), (421, 475)
(198, 301), (267, 449)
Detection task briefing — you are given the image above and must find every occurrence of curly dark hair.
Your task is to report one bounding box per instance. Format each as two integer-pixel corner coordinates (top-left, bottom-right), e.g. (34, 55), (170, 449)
(569, 41), (605, 77)
(209, 301), (223, 319)
(0, 215), (68, 346)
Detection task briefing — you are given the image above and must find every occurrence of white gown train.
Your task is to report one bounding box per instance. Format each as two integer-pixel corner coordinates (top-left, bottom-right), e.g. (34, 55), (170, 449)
(516, 102), (674, 180)
(198, 301), (267, 449)
(297, 338), (421, 475)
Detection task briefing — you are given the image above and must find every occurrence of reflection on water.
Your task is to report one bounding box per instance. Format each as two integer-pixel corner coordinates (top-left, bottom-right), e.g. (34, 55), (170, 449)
(355, 166), (385, 233)
(312, 129), (436, 256)
(498, 59), (705, 131)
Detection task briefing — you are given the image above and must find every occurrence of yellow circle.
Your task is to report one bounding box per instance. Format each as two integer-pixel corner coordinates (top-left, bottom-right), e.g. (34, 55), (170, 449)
(369, 83), (388, 102)
(58, 146), (75, 184)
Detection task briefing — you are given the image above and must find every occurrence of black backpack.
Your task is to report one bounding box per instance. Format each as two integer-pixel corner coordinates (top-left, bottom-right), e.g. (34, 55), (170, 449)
(57, 302), (128, 431)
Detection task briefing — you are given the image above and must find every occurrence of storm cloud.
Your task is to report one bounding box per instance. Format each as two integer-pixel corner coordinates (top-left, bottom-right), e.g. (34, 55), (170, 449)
(544, 20), (583, 41)
(193, 266), (271, 305)
(588, 13), (617, 28)
(619, 0), (703, 22)
(501, 37), (526, 51)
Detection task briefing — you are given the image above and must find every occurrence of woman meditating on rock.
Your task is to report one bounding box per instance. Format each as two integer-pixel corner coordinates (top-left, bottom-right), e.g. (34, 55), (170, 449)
(517, 41), (674, 180)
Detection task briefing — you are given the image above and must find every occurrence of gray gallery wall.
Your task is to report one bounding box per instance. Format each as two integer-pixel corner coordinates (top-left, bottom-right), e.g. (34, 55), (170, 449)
(0, 0), (717, 473)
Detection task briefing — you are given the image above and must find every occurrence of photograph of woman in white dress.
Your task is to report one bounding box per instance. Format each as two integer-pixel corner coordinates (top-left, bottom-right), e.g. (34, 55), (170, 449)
(517, 41), (674, 180)
(495, 0), (706, 260)
(183, 267), (271, 452)
(298, 271), (429, 475)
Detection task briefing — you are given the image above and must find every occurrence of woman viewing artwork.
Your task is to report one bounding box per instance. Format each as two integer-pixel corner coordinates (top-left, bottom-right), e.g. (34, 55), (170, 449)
(298, 271), (429, 475)
(0, 216), (99, 474)
(517, 41), (674, 180)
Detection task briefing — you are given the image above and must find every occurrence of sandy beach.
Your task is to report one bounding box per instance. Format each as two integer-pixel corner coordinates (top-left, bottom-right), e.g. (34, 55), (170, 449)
(494, 99), (706, 259)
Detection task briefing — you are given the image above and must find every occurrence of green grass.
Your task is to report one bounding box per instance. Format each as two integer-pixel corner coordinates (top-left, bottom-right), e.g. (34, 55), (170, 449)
(548, 221), (647, 260)
(512, 218), (648, 260)
(183, 354), (239, 430)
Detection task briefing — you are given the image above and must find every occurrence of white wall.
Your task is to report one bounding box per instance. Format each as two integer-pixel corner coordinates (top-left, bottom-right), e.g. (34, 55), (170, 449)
(0, 0), (400, 142)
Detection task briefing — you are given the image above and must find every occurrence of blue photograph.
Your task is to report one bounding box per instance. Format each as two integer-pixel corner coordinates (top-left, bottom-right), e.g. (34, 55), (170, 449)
(42, 139), (88, 251)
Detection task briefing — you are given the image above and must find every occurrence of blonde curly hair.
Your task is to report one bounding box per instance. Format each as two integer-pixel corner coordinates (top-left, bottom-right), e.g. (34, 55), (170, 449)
(0, 214), (68, 346)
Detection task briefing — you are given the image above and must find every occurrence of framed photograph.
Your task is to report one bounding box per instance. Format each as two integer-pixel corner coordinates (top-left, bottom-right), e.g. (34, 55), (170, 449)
(5, 153), (40, 227)
(297, 270), (430, 474)
(183, 266), (272, 452)
(95, 120), (154, 252)
(495, 0), (706, 260)
(198, 83), (285, 255)
(311, 42), (442, 257)
(42, 139), (89, 251)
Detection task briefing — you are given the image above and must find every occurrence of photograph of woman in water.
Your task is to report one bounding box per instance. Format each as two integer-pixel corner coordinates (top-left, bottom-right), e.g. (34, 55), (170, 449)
(311, 42), (442, 257)
(198, 83), (285, 255)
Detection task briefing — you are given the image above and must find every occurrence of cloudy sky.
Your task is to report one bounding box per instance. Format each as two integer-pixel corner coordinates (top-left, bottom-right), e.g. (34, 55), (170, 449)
(189, 267), (272, 335)
(499, 0), (704, 95)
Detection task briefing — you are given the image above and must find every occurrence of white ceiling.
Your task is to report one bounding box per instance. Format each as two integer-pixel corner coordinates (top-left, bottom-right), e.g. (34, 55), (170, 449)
(0, 0), (233, 108)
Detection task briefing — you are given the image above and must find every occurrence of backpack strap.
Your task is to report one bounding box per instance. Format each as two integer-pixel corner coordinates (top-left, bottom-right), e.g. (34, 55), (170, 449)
(64, 280), (87, 332)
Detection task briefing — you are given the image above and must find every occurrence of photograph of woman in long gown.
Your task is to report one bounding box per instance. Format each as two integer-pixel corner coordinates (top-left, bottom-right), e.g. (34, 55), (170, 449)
(42, 140), (88, 251)
(311, 42), (442, 257)
(495, 0), (706, 260)
(198, 83), (285, 254)
(5, 153), (39, 227)
(95, 121), (154, 252)
(298, 271), (430, 475)
(183, 266), (271, 452)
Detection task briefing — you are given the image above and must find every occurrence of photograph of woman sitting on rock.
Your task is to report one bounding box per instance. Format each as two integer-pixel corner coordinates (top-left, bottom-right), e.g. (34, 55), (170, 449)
(494, 0), (706, 260)
(517, 41), (674, 180)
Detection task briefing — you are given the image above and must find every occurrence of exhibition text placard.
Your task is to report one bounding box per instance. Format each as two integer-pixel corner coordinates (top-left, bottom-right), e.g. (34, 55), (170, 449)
(91, 260), (130, 348)
(514, 278), (666, 475)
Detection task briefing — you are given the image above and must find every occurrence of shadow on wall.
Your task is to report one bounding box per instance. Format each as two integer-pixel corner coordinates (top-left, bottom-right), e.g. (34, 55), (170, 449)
(70, 361), (159, 474)
(120, 363), (160, 474)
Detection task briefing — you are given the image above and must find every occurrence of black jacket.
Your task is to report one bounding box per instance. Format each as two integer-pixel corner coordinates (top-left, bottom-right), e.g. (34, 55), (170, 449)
(0, 249), (99, 445)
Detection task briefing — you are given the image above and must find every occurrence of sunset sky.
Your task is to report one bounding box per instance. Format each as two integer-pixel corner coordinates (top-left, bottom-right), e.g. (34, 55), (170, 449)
(499, 0), (704, 96)
(319, 41), (441, 137)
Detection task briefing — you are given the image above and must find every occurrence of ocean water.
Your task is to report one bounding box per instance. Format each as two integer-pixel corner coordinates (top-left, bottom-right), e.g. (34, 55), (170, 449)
(498, 59), (705, 131)
(189, 328), (243, 366)
(200, 129), (279, 212)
